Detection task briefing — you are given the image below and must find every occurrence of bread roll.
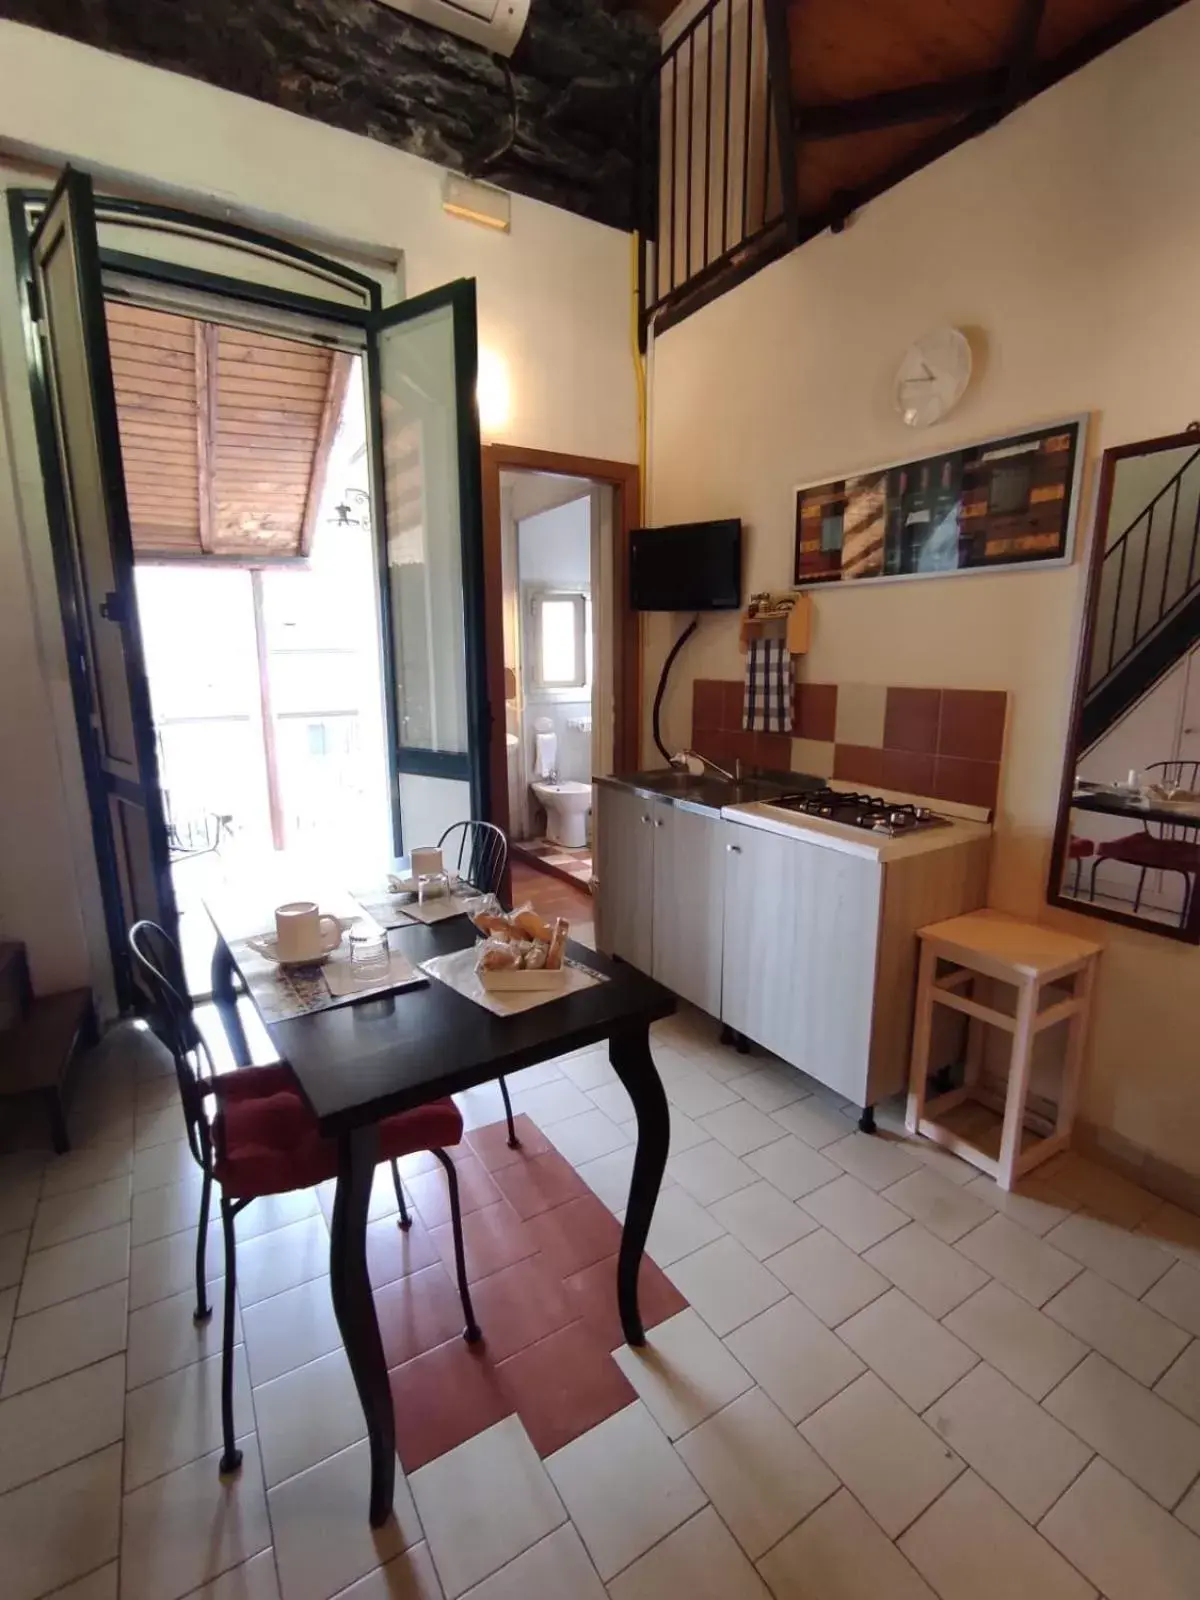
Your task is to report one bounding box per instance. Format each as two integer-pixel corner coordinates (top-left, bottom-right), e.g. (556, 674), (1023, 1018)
(545, 918), (569, 970)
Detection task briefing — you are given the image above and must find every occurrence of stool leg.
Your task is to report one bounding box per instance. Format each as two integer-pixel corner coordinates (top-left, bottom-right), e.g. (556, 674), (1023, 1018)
(997, 977), (1038, 1191)
(1055, 960), (1094, 1140)
(390, 1160), (411, 1230)
(906, 941), (938, 1135)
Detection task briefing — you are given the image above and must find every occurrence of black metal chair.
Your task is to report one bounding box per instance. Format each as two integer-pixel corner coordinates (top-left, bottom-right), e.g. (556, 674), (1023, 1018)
(1090, 759), (1200, 927)
(128, 920), (481, 1477)
(436, 820), (520, 1148)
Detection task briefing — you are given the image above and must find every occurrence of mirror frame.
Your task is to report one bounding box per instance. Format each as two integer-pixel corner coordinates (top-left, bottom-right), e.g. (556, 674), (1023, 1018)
(1048, 426), (1200, 943)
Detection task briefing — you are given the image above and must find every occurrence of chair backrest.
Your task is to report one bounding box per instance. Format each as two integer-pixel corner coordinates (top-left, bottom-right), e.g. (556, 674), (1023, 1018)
(438, 820), (508, 897)
(1142, 761), (1200, 843)
(128, 920), (213, 1170)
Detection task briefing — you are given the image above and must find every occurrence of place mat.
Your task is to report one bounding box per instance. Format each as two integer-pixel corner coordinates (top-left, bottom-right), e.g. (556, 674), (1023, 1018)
(401, 891), (490, 925)
(419, 946), (606, 1017)
(350, 892), (420, 932)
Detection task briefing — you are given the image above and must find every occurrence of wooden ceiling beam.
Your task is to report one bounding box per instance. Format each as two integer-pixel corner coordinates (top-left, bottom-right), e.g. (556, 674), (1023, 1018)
(299, 352), (354, 558)
(195, 322), (219, 556)
(794, 72), (1002, 140)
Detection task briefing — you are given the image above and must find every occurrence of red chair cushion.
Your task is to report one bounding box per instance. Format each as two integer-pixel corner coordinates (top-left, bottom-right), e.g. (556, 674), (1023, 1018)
(210, 1064), (463, 1201)
(1067, 837), (1095, 860)
(1096, 832), (1200, 870)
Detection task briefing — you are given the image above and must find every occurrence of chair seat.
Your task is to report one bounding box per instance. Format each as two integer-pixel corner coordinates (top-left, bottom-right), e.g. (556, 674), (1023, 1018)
(211, 1064), (462, 1200)
(1095, 832), (1200, 869)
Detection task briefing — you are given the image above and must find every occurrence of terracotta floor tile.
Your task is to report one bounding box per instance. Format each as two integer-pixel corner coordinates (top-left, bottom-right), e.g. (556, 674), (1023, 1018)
(376, 1262), (473, 1368)
(527, 1195), (624, 1278)
(467, 1115), (552, 1172)
(366, 1212), (440, 1289)
(468, 1253), (578, 1363)
(564, 1253), (688, 1351)
(498, 1320), (637, 1457)
(390, 1336), (515, 1473)
(491, 1151), (592, 1220)
(430, 1200), (539, 1284)
(403, 1154), (502, 1228)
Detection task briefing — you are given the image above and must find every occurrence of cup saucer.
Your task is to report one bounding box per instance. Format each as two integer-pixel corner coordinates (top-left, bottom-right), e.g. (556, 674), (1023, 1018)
(247, 934), (332, 969)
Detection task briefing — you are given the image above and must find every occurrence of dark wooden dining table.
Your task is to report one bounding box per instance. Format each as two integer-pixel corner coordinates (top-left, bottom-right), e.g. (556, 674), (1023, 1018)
(207, 901), (675, 1526)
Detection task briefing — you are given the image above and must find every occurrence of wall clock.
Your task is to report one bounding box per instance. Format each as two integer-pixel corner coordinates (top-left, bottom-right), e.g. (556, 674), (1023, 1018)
(894, 326), (972, 428)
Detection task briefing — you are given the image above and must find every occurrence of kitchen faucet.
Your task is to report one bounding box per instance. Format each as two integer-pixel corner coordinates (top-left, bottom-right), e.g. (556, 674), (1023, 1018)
(670, 748), (743, 783)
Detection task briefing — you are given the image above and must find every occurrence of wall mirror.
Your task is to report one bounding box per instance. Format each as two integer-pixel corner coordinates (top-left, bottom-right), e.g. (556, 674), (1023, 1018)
(1049, 427), (1200, 941)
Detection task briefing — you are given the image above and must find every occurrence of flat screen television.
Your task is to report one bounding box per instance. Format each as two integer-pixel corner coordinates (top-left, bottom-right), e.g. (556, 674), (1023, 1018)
(630, 519), (742, 612)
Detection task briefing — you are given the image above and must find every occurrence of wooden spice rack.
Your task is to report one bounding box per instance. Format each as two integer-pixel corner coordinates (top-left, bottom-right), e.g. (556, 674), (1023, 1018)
(738, 592), (811, 655)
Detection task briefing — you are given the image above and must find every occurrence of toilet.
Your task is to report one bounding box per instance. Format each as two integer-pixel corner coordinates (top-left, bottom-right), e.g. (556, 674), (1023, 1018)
(530, 721), (591, 848)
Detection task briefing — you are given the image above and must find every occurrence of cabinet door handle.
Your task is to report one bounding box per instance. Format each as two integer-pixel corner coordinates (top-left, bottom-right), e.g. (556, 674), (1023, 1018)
(640, 814), (651, 824)
(654, 818), (664, 827)
(727, 843), (741, 853)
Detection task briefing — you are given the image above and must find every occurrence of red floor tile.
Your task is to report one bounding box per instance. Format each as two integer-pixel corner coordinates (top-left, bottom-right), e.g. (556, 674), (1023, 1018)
(467, 1253), (577, 1363)
(430, 1199), (539, 1284)
(402, 1153), (501, 1229)
(376, 1262), (472, 1369)
(390, 1336), (514, 1473)
(466, 1114), (551, 1172)
(497, 1320), (637, 1458)
(525, 1194), (624, 1278)
(366, 1211), (440, 1290)
(562, 1252), (689, 1352)
(490, 1150), (591, 1220)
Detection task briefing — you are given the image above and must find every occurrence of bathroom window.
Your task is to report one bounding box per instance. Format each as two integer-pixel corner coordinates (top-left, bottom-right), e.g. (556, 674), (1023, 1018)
(529, 590), (589, 691)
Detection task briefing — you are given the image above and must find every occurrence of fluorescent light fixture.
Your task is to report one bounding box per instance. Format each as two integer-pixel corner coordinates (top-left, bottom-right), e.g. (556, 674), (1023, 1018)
(442, 174), (511, 232)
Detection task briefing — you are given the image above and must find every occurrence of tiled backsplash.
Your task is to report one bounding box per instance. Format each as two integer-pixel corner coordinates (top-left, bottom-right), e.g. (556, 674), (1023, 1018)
(692, 679), (1008, 812)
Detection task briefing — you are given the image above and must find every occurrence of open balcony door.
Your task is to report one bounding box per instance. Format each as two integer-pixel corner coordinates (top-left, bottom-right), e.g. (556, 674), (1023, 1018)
(29, 169), (177, 1008)
(368, 281), (491, 849)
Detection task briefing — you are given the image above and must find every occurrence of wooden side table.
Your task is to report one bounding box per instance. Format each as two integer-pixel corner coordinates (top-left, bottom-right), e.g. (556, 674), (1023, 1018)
(906, 909), (1101, 1191)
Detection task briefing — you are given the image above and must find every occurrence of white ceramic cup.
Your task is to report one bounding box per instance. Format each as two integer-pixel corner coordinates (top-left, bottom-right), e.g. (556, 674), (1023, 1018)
(274, 901), (342, 962)
(410, 846), (444, 879)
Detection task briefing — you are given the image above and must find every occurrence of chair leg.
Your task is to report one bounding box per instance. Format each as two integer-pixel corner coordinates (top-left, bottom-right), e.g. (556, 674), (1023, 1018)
(1133, 866), (1148, 914)
(497, 1075), (520, 1149)
(194, 1166), (213, 1324)
(390, 1159), (411, 1230)
(433, 1149), (481, 1344)
(218, 1196), (243, 1476)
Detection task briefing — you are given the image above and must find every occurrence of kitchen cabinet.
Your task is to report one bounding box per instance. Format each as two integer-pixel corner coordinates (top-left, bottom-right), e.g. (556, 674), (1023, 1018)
(594, 781), (655, 973)
(721, 819), (880, 1102)
(652, 802), (725, 1013)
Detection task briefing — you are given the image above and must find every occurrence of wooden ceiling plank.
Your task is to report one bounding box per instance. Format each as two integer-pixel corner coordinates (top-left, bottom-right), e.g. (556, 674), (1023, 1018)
(299, 351), (353, 558)
(110, 340), (194, 369)
(195, 322), (218, 556)
(795, 71), (1000, 138)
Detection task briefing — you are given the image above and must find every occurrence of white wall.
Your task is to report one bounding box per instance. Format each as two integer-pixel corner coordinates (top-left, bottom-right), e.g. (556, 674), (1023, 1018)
(645, 1), (1200, 1181)
(0, 21), (636, 1000)
(518, 498), (593, 799)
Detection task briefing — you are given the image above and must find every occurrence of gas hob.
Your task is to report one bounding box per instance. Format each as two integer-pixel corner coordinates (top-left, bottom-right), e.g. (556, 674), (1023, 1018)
(769, 788), (950, 837)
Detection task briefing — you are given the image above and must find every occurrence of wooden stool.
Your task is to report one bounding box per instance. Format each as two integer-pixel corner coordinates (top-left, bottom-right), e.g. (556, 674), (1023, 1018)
(906, 910), (1101, 1191)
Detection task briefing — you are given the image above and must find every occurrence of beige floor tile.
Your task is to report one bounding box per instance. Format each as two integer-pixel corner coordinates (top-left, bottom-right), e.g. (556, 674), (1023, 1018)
(956, 1214), (1081, 1306)
(727, 1295), (863, 1423)
(1178, 1475), (1200, 1536)
(1154, 1339), (1200, 1424)
(574, 1148), (638, 1212)
(708, 1181), (818, 1261)
(17, 1222), (130, 1315)
(698, 1103), (789, 1157)
(667, 1108), (710, 1156)
(765, 1227), (888, 1327)
(124, 1346), (252, 1489)
(1040, 1458), (1200, 1600)
(135, 1101), (188, 1151)
(333, 1543), (442, 1599)
(559, 1048), (619, 1092)
(899, 1470), (1095, 1600)
(613, 1307), (753, 1438)
(944, 1280), (1088, 1400)
(1043, 1269), (1189, 1384)
(544, 1108), (630, 1165)
(883, 1167), (995, 1243)
(0, 1352), (125, 1495)
(962, 1173), (1079, 1237)
(662, 1069), (741, 1121)
(608, 1507), (770, 1600)
(772, 1098), (853, 1150)
(666, 1236), (788, 1336)
(236, 1215), (329, 1307)
(412, 1415), (565, 1598)
(1142, 1203), (1200, 1274)
(131, 1138), (197, 1195)
(129, 1223), (224, 1311)
(864, 1222), (989, 1318)
(241, 1273), (340, 1388)
(732, 1064), (809, 1115)
(126, 1279), (241, 1390)
(1040, 1154), (1161, 1229)
(675, 1388), (837, 1559)
(2, 1279), (127, 1396)
(187, 1549), (281, 1599)
(457, 1525), (598, 1600)
(745, 1135), (840, 1200)
(1044, 1352), (1200, 1509)
(839, 1288), (978, 1410)
(625, 1187), (725, 1268)
(667, 1141), (758, 1206)
(912, 1141), (981, 1188)
(758, 1487), (937, 1600)
(255, 1346), (367, 1487)
(0, 1227), (28, 1290)
(800, 1174), (907, 1253)
(546, 1402), (706, 1581)
(0, 1442), (121, 1600)
(0, 1285), (14, 1356)
(801, 1371), (964, 1538)
(130, 1173), (206, 1248)
(269, 1437), (421, 1600)
(48, 1563), (119, 1599)
(0, 1174), (44, 1236)
(510, 1079), (593, 1127)
(1044, 1211), (1174, 1298)
(1145, 1260), (1200, 1339)
(924, 1362), (1092, 1523)
(123, 1434), (272, 1600)
(825, 1132), (924, 1192)
(40, 1142), (132, 1200)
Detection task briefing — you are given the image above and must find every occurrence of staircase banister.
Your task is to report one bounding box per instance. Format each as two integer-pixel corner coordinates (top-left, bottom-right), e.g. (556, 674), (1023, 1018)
(1102, 444), (1200, 563)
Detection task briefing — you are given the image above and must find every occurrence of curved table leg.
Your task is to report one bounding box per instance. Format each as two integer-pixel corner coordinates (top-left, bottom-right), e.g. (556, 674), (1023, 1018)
(210, 939), (251, 1068)
(609, 1024), (671, 1346)
(331, 1124), (395, 1527)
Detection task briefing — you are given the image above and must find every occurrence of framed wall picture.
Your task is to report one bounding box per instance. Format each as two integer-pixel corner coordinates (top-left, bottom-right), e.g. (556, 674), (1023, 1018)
(793, 416), (1087, 588)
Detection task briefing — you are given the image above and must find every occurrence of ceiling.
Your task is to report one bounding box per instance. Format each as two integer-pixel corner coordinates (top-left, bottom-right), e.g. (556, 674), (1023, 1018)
(106, 301), (351, 561)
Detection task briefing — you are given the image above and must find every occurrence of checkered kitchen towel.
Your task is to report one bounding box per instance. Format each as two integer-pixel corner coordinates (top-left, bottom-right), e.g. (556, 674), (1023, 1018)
(743, 638), (793, 733)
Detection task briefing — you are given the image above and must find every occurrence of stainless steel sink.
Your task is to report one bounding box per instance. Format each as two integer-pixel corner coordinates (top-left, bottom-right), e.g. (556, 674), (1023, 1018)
(617, 770), (793, 812)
